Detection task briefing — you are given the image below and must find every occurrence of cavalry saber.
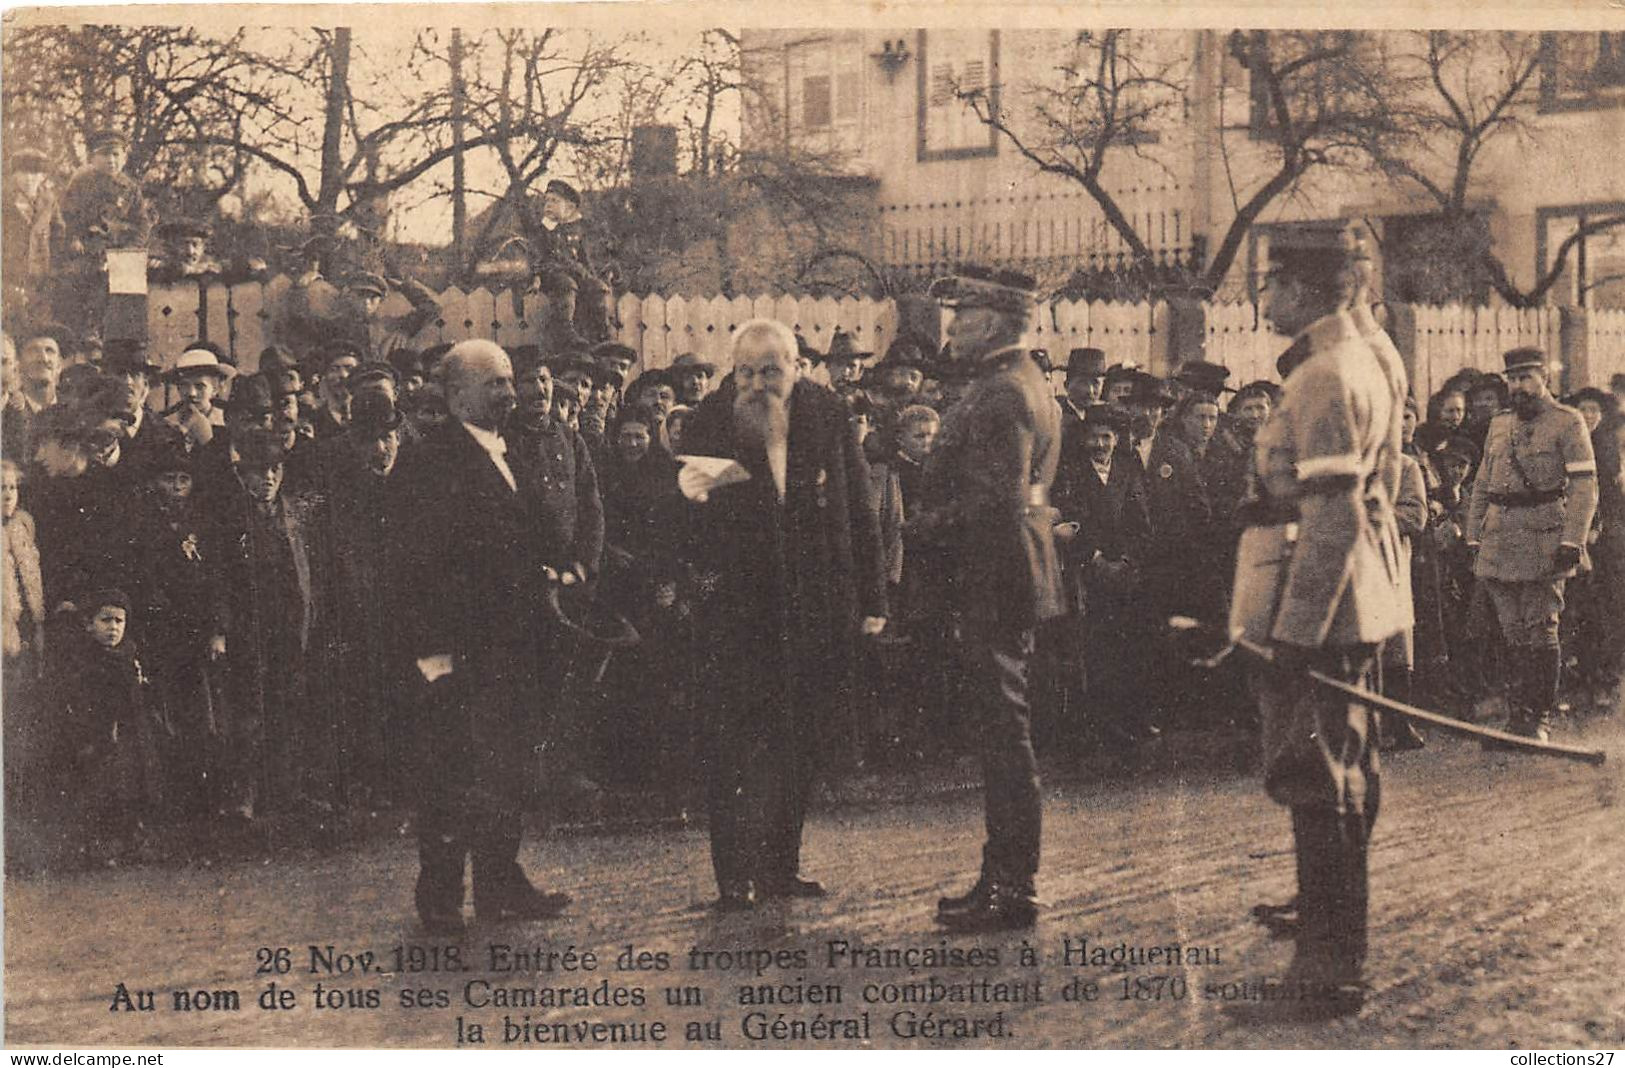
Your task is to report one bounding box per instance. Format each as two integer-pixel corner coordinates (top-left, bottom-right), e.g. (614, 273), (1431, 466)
(1168, 617), (1608, 767)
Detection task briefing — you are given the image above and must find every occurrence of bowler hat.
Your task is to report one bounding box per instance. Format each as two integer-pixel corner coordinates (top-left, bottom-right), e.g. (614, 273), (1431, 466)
(1066, 348), (1108, 380)
(225, 374), (277, 417)
(671, 351), (719, 376)
(1124, 371), (1176, 409)
(349, 390), (403, 437)
(103, 337), (162, 375)
(592, 342), (638, 368)
(1176, 360), (1233, 395)
(1080, 403), (1128, 434)
(231, 426), (288, 469)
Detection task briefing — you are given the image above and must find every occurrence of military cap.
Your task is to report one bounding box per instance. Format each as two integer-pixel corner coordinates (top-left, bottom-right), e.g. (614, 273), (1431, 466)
(1501, 347), (1547, 374)
(158, 217), (213, 241)
(1176, 360), (1233, 395)
(671, 351), (719, 376)
(1066, 348), (1108, 381)
(344, 271), (389, 299)
(231, 426), (288, 470)
(10, 148), (51, 174)
(349, 389), (403, 438)
(544, 178), (582, 207)
(167, 346), (237, 381)
(103, 337), (163, 375)
(86, 130), (128, 154)
(928, 265), (1037, 314)
(1266, 220), (1373, 270)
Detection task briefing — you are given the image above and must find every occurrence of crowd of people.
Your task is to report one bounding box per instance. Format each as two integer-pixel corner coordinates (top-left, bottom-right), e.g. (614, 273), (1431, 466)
(3, 135), (1623, 880)
(4, 292), (1620, 873)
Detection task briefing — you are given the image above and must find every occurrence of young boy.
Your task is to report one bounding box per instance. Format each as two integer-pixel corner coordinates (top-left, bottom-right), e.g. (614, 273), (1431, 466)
(56, 589), (161, 863)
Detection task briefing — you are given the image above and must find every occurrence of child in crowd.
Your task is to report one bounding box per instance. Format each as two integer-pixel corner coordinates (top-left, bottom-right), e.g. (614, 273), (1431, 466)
(55, 589), (162, 862)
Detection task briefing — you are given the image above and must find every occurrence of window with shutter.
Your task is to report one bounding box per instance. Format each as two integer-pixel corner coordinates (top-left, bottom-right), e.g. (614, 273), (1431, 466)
(917, 29), (1001, 161)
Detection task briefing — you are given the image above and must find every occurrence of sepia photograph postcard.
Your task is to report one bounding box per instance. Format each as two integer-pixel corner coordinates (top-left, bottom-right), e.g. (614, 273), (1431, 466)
(2, 0), (1622, 1052)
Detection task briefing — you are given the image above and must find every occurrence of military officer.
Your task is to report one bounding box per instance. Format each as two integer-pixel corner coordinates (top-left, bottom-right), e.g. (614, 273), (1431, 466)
(1229, 221), (1410, 1017)
(1464, 347), (1597, 742)
(913, 266), (1064, 931)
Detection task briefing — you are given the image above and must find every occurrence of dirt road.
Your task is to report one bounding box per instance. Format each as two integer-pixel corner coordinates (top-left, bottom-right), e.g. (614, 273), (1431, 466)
(6, 717), (1622, 1049)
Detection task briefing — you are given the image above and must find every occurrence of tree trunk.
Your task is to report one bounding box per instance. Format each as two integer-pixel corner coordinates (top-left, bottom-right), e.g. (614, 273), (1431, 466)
(316, 28), (352, 226)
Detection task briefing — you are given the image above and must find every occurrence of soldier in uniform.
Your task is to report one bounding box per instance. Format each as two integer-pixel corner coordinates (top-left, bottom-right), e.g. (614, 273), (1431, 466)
(1464, 347), (1598, 742)
(1229, 221), (1410, 1017)
(913, 266), (1063, 931)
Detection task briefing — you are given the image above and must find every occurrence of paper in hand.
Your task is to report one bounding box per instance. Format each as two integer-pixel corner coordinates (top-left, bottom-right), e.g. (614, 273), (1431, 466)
(106, 249), (149, 294)
(676, 455), (750, 502)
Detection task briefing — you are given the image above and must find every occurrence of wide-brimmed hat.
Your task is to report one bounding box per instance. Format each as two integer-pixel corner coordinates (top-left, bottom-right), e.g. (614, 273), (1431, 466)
(167, 346), (237, 381)
(821, 329), (872, 366)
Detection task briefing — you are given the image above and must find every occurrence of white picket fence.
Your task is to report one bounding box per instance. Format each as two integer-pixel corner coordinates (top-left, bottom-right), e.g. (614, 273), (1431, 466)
(146, 277), (1613, 393)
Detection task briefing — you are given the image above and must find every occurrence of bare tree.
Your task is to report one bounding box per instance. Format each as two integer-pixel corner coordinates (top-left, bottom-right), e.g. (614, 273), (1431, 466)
(959, 29), (1404, 299)
(2, 25), (284, 210)
(1368, 31), (1624, 307)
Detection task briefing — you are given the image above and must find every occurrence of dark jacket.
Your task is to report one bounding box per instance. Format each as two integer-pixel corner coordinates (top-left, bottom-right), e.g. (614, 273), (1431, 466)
(679, 377), (887, 715)
(913, 346), (1064, 632)
(507, 419), (605, 576)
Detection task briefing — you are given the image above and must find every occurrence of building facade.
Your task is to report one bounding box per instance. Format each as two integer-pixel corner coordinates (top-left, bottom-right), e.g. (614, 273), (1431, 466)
(741, 28), (1625, 307)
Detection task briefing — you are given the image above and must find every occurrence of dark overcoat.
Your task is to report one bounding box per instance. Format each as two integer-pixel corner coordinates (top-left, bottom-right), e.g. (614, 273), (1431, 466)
(389, 420), (551, 812)
(679, 377), (887, 732)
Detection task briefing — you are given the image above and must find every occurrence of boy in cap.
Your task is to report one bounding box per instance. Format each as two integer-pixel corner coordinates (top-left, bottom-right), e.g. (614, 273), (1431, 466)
(536, 177), (609, 342)
(61, 130), (153, 260)
(670, 351), (718, 406)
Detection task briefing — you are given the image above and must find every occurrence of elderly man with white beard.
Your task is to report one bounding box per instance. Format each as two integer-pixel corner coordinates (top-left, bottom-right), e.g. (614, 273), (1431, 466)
(678, 319), (887, 911)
